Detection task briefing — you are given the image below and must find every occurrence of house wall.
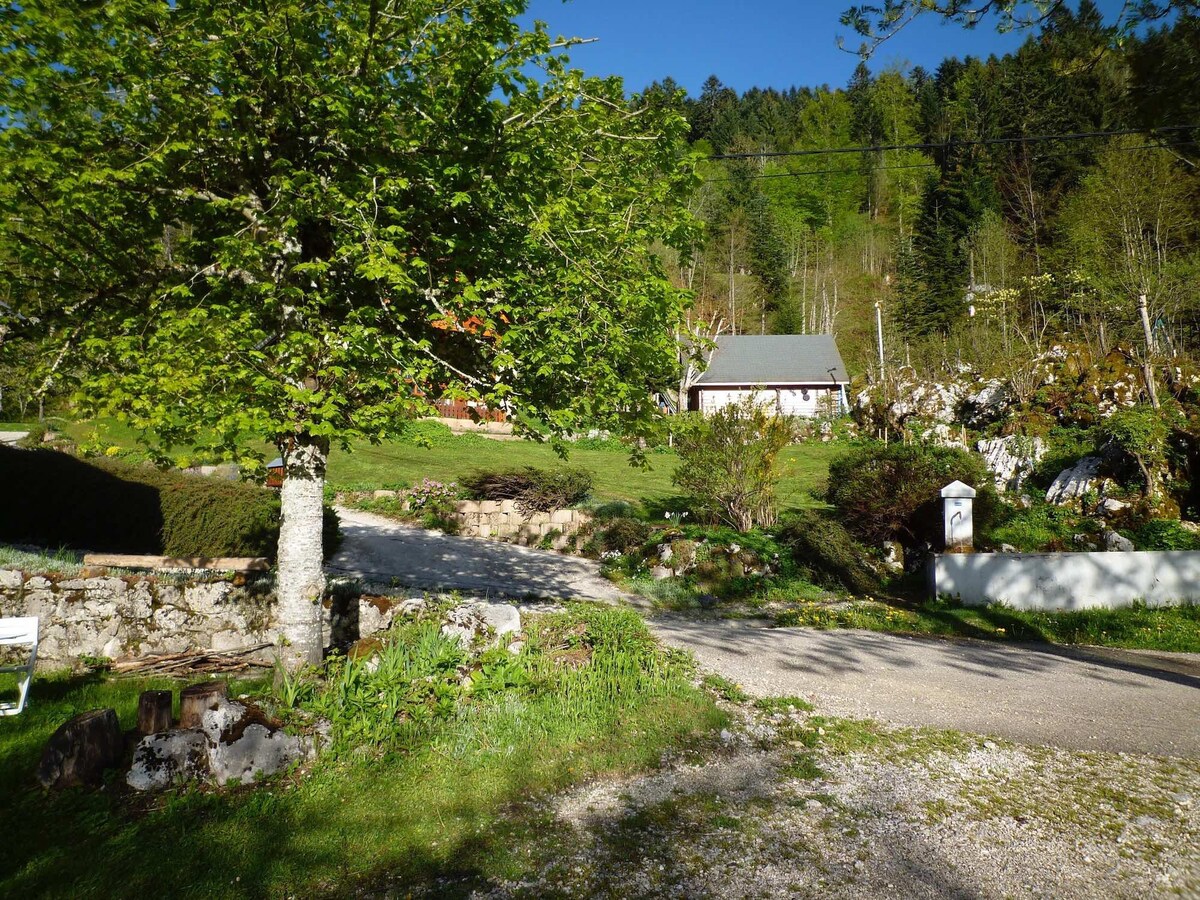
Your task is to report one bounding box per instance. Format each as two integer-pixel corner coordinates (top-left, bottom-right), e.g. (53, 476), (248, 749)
(693, 386), (841, 418)
(930, 551), (1200, 610)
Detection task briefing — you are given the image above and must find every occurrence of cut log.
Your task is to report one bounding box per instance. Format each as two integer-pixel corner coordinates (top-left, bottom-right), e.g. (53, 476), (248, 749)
(36, 708), (124, 789)
(81, 554), (269, 573)
(179, 681), (230, 729)
(137, 690), (174, 734)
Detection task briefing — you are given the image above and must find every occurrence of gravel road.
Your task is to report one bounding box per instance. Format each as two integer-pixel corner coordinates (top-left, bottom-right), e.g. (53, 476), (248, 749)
(651, 616), (1200, 757)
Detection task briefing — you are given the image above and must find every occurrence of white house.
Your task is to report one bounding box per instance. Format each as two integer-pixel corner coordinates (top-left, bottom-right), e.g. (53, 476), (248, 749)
(686, 334), (849, 417)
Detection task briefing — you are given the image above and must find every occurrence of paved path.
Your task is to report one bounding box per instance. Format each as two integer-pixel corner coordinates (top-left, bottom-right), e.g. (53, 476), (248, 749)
(651, 616), (1200, 758)
(328, 506), (626, 602)
(0, 431), (29, 445)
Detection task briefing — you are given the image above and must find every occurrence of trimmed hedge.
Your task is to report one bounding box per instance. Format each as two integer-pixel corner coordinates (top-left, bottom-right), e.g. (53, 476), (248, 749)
(0, 446), (338, 560)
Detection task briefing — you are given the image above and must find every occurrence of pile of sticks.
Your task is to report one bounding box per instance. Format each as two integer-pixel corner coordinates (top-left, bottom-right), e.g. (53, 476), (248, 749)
(110, 644), (274, 676)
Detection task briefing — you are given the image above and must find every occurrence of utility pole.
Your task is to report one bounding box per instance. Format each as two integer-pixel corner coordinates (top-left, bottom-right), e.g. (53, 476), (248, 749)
(1137, 293), (1160, 409)
(874, 301), (885, 379)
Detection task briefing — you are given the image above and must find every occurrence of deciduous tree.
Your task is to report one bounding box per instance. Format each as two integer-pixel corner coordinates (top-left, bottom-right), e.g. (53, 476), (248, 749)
(0, 0), (698, 665)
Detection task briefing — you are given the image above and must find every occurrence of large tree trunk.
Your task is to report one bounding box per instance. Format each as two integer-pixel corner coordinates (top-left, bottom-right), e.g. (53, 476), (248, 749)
(276, 434), (328, 667)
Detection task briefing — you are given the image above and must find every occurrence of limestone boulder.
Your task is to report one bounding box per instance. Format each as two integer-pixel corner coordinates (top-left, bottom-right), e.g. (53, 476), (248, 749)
(977, 436), (1046, 493)
(126, 729), (209, 791)
(200, 697), (310, 786)
(126, 695), (313, 791)
(441, 602), (521, 647)
(1045, 456), (1104, 505)
(1104, 530), (1135, 553)
(963, 380), (1012, 427)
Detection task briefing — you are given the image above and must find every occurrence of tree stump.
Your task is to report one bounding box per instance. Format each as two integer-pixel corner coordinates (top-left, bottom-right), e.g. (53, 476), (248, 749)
(36, 708), (124, 789)
(136, 690), (174, 734)
(179, 681), (229, 729)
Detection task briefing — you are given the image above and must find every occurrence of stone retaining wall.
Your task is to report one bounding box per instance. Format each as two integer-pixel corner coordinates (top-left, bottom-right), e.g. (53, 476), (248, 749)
(0, 569), (278, 669)
(452, 500), (590, 550)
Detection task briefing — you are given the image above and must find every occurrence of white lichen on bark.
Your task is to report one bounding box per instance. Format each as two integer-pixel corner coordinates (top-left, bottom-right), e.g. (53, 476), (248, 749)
(276, 436), (328, 666)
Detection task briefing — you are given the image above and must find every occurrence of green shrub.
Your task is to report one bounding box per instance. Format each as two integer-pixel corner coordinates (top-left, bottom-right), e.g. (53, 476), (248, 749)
(1133, 519), (1200, 551)
(826, 441), (997, 549)
(461, 466), (594, 511)
(985, 501), (1083, 552)
(596, 517), (652, 553)
(671, 399), (795, 532)
(1031, 426), (1096, 489)
(776, 509), (881, 595)
(0, 445), (338, 560)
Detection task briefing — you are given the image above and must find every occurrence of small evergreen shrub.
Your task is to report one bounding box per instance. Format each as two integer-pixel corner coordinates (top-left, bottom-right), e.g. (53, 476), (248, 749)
(826, 441), (997, 549)
(461, 466), (594, 511)
(776, 510), (881, 595)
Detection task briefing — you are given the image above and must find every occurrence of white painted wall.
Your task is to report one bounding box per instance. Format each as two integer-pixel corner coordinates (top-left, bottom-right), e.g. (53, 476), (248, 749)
(696, 387), (839, 418)
(932, 551), (1200, 610)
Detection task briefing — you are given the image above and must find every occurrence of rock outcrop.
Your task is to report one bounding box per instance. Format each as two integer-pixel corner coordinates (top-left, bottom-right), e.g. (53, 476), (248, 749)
(1045, 457), (1104, 505)
(977, 436), (1046, 493)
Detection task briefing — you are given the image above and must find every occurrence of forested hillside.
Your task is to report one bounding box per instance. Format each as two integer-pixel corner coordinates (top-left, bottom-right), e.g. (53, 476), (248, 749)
(650, 2), (1199, 382)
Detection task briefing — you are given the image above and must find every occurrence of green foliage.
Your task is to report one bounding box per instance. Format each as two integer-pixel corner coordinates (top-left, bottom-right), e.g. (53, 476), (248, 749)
(986, 501), (1087, 552)
(1133, 519), (1200, 551)
(1032, 426), (1097, 489)
(776, 509), (882, 594)
(672, 400), (796, 532)
(826, 441), (997, 548)
(292, 605), (705, 755)
(0, 0), (697, 460)
(0, 615), (724, 897)
(461, 466), (594, 512)
(594, 518), (654, 555)
(0, 445), (337, 559)
(396, 421), (490, 449)
(702, 673), (749, 703)
(1100, 404), (1171, 495)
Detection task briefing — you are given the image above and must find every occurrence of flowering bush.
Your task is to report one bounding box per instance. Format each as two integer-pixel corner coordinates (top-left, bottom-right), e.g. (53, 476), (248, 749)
(402, 478), (460, 510)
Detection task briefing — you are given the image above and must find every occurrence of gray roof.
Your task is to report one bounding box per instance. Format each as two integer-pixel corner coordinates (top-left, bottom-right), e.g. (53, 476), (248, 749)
(694, 335), (848, 386)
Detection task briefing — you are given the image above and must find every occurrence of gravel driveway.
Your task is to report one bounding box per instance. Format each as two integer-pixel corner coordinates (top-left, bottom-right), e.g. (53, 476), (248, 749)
(652, 616), (1200, 758)
(327, 506), (628, 602)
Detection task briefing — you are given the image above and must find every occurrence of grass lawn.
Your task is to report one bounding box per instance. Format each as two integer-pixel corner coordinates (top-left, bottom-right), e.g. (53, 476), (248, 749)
(774, 596), (1200, 653)
(329, 437), (836, 509)
(40, 415), (839, 510)
(0, 606), (725, 898)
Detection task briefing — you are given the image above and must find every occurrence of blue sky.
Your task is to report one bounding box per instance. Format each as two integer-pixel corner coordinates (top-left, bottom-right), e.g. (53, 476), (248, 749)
(521, 0), (1129, 95)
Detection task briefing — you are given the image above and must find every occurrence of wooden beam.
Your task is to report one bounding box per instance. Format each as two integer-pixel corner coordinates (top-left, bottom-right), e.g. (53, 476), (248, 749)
(81, 554), (269, 573)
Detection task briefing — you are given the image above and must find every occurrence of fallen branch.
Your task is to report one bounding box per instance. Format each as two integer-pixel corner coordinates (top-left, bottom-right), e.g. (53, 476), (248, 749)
(111, 644), (274, 676)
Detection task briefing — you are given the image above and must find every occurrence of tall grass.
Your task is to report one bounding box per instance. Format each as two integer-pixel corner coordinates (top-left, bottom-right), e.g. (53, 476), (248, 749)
(0, 606), (723, 897)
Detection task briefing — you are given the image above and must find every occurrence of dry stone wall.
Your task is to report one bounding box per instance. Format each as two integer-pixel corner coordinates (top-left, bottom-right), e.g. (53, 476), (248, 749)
(0, 569), (278, 669)
(452, 500), (590, 550)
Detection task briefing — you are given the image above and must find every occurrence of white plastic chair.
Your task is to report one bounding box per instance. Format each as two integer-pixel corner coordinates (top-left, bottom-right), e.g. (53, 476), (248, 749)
(0, 616), (38, 717)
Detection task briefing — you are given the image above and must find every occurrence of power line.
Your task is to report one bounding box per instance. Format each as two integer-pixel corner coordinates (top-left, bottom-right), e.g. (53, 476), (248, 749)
(706, 124), (1199, 162)
(700, 138), (1199, 184)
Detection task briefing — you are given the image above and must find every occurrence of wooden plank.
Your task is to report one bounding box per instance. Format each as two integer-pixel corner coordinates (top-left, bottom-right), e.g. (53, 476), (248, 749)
(81, 554), (269, 572)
